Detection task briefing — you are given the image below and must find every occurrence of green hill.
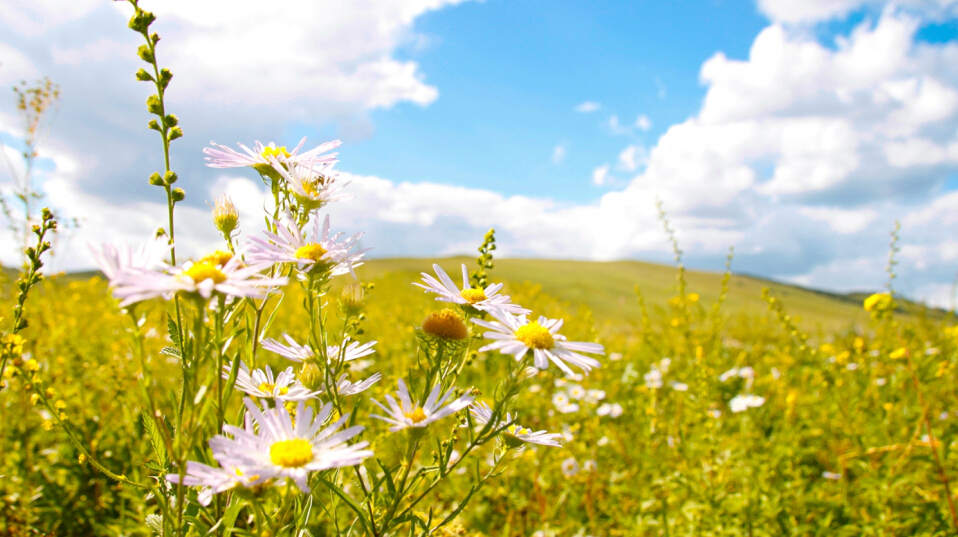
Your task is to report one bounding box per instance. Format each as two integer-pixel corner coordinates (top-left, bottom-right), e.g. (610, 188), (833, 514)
(349, 257), (893, 332)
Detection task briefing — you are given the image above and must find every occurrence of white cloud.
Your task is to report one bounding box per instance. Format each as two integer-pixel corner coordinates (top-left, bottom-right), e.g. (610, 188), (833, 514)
(617, 144), (647, 172)
(635, 114), (652, 131)
(591, 164), (610, 186)
(796, 206), (879, 234)
(0, 0), (101, 37)
(575, 101), (601, 113)
(552, 143), (567, 163)
(757, 0), (958, 23)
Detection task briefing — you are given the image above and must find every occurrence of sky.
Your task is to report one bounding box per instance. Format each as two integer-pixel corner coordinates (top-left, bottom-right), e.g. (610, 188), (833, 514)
(2, 0), (958, 305)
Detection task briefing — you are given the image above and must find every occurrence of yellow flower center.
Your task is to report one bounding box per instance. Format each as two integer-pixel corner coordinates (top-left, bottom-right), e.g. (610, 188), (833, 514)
(261, 146), (291, 160)
(294, 243), (328, 263)
(506, 424), (531, 436)
(515, 322), (554, 350)
(269, 438), (313, 468)
(182, 262), (227, 285)
(459, 288), (487, 304)
(404, 407), (428, 424)
(258, 382), (289, 396)
(198, 250), (233, 267)
(421, 309), (468, 340)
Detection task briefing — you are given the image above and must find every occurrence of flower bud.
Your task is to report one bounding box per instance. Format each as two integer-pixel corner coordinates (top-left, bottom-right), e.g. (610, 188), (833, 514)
(171, 188), (185, 202)
(421, 309), (468, 341)
(298, 362), (324, 391)
(168, 126), (183, 141)
(148, 172), (164, 186)
(210, 195), (239, 236)
(340, 283), (365, 315)
(164, 171), (178, 184)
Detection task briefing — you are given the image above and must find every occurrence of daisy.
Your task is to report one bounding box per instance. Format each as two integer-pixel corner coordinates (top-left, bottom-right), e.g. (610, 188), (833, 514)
(268, 158), (352, 210)
(472, 311), (604, 376)
(561, 457), (579, 478)
(212, 398), (373, 493)
(165, 460), (261, 507)
(204, 138), (340, 171)
(469, 402), (562, 448)
(414, 264), (530, 315)
(110, 255), (286, 307)
(223, 362), (320, 401)
(729, 394), (765, 413)
(261, 334), (376, 364)
(90, 237), (169, 283)
(246, 210), (366, 278)
(322, 372), (383, 397)
(370, 379), (474, 432)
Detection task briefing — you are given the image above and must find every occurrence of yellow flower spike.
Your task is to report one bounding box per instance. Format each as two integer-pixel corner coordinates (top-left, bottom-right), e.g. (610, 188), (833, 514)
(30, 393), (39, 405)
(889, 348), (907, 360)
(55, 399), (67, 410)
(45, 387), (55, 397)
(24, 359), (40, 372)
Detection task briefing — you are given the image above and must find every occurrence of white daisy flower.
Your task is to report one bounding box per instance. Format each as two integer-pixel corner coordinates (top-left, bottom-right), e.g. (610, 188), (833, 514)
(670, 381), (689, 392)
(472, 312), (604, 376)
(246, 211), (366, 278)
(729, 394), (765, 413)
(644, 367), (663, 389)
(552, 392), (570, 408)
(110, 254), (286, 307)
(609, 403), (623, 418)
(583, 459), (598, 472)
(370, 379), (474, 432)
(90, 238), (169, 283)
(414, 264), (530, 315)
(596, 403), (611, 416)
(212, 398), (372, 493)
(567, 385), (586, 400)
(322, 372), (383, 397)
(261, 334), (376, 364)
(585, 389), (606, 404)
(561, 457), (579, 477)
(557, 403), (579, 414)
(204, 138), (340, 170)
(822, 471), (842, 480)
(223, 362), (320, 401)
(708, 409), (722, 419)
(268, 157), (352, 210)
(719, 367), (739, 382)
(165, 460), (261, 507)
(469, 402), (562, 448)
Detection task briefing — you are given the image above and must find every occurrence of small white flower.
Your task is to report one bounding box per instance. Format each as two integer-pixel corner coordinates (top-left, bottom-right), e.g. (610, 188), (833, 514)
(708, 409), (722, 419)
(719, 368), (739, 382)
(414, 264), (530, 315)
(738, 366), (754, 379)
(822, 471), (842, 480)
(596, 403), (611, 416)
(323, 372), (383, 397)
(370, 379), (474, 432)
(269, 158), (352, 210)
(224, 362), (320, 401)
(609, 403), (623, 418)
(552, 392), (570, 407)
(473, 312), (604, 376)
(204, 138), (340, 170)
(644, 367), (663, 389)
(729, 394), (765, 413)
(528, 384), (542, 393)
(558, 403), (580, 414)
(583, 459), (598, 472)
(561, 457), (579, 477)
(90, 238), (168, 283)
(201, 398), (372, 493)
(111, 255), (285, 307)
(586, 389), (606, 402)
(165, 460), (257, 507)
(567, 385), (586, 400)
(470, 402), (562, 447)
(609, 352), (623, 361)
(659, 358), (671, 373)
(261, 335), (376, 364)
(941, 411), (949, 420)
(246, 211), (366, 278)
(670, 381), (689, 392)
(875, 378), (887, 386)
(846, 363), (859, 371)
(771, 367), (781, 380)
(597, 436), (610, 447)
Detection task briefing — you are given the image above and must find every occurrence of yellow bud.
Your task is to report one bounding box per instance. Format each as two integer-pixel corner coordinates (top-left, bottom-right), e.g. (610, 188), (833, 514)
(45, 387), (55, 397)
(210, 194), (239, 236)
(79, 454), (87, 464)
(889, 348), (907, 360)
(24, 359), (39, 372)
(55, 399), (67, 410)
(30, 393), (39, 405)
(340, 282), (365, 315)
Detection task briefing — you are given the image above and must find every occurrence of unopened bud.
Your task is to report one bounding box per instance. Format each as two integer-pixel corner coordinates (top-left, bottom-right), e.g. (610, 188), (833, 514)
(164, 171), (178, 184)
(210, 195), (239, 236)
(171, 188), (185, 202)
(340, 283), (365, 315)
(148, 172), (164, 186)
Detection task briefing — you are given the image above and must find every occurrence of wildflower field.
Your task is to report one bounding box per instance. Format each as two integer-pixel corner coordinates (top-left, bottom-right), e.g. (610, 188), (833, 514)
(3, 2), (958, 536)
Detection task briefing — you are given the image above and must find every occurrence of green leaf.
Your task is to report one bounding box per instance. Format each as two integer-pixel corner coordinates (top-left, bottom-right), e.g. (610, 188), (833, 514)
(141, 412), (168, 468)
(317, 475), (371, 533)
(377, 459), (397, 498)
(167, 313), (181, 347)
(160, 346), (180, 357)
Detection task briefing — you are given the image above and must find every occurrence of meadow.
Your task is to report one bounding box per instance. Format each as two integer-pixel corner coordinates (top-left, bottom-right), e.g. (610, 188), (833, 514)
(2, 2), (958, 536)
(2, 249), (957, 536)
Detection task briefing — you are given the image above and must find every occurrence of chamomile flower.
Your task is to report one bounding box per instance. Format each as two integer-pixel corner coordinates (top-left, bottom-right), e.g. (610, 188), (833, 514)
(268, 158), (351, 211)
(204, 138), (340, 171)
(110, 255), (286, 307)
(223, 362), (320, 401)
(370, 379), (474, 432)
(473, 312), (604, 376)
(414, 264), (530, 315)
(90, 238), (169, 283)
(729, 394), (765, 413)
(212, 398), (372, 493)
(165, 460), (262, 507)
(246, 211), (366, 278)
(261, 334), (377, 364)
(321, 372), (383, 397)
(469, 402), (562, 448)
(561, 457), (579, 477)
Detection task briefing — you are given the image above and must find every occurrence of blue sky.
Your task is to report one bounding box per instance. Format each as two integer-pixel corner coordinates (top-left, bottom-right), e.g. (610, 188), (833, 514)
(4, 0), (958, 305)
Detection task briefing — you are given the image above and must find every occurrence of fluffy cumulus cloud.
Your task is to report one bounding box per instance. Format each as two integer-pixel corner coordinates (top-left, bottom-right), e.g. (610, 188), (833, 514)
(4, 0), (958, 307)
